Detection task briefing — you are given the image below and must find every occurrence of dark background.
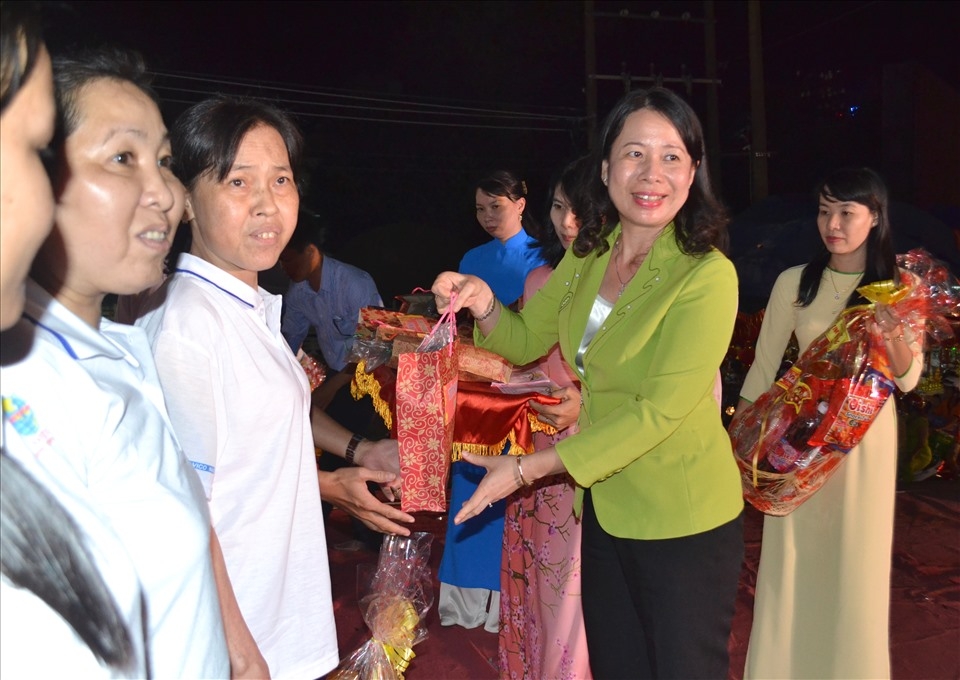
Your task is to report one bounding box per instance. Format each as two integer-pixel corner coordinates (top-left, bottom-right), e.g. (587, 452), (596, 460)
(42, 0), (960, 301)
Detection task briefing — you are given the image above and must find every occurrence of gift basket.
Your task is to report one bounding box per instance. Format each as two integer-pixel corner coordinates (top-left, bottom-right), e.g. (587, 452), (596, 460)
(730, 250), (960, 515)
(329, 532), (435, 680)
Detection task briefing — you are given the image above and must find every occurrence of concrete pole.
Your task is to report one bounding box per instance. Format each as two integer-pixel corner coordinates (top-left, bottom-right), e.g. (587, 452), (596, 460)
(584, 0), (598, 151)
(748, 0), (769, 202)
(704, 0), (722, 196)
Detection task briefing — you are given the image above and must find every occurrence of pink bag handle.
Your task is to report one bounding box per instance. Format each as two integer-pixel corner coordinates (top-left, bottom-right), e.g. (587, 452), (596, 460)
(420, 291), (457, 356)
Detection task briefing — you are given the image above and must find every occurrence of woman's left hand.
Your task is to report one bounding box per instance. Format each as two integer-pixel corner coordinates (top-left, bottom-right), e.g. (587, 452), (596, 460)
(529, 385), (581, 432)
(870, 302), (904, 341)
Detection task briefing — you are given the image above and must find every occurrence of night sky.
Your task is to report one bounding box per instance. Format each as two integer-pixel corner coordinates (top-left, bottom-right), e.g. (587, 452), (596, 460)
(42, 0), (959, 298)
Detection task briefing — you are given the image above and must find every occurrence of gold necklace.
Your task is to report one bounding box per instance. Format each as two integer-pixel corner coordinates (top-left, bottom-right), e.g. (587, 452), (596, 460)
(827, 268), (859, 301)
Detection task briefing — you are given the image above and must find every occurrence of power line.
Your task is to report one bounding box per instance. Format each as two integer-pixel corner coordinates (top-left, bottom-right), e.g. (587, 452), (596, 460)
(150, 70), (581, 120)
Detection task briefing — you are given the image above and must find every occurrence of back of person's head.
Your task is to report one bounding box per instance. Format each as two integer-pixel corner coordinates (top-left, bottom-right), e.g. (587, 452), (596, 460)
(798, 167), (896, 307)
(577, 86), (727, 258)
(171, 95), (303, 191)
(0, 0), (43, 112)
(285, 209), (326, 254)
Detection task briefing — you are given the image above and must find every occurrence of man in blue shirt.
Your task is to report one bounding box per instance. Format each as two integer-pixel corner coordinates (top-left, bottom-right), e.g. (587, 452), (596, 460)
(280, 213), (383, 409)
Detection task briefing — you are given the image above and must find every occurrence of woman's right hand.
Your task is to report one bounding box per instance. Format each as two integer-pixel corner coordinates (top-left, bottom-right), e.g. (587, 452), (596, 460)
(431, 272), (493, 316)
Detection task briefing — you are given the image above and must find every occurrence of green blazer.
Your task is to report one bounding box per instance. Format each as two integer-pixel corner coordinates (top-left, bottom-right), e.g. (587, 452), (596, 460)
(479, 224), (743, 540)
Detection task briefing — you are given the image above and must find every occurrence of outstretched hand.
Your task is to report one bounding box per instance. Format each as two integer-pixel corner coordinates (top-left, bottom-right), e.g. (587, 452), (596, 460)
(431, 272), (492, 315)
(319, 467), (414, 536)
(453, 451), (522, 525)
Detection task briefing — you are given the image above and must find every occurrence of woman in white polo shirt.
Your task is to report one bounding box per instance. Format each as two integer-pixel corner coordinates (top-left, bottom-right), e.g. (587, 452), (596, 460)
(135, 96), (414, 679)
(0, 48), (229, 677)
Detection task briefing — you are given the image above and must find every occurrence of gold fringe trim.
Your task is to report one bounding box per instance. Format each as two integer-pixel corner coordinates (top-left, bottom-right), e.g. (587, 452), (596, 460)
(352, 361), (393, 430)
(452, 437), (513, 461)
(528, 411), (558, 436)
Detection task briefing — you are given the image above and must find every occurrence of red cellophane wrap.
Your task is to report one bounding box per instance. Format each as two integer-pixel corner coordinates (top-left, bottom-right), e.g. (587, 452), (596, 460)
(394, 305), (458, 512)
(328, 533), (434, 680)
(730, 249), (960, 515)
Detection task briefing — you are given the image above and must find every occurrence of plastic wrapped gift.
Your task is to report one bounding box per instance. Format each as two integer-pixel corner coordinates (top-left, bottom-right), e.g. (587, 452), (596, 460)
(730, 249), (959, 515)
(297, 350), (327, 391)
(328, 533), (434, 680)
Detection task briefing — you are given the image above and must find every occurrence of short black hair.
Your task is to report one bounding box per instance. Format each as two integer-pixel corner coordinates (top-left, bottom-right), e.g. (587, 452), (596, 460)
(52, 48), (157, 141)
(284, 209), (326, 253)
(171, 95), (303, 191)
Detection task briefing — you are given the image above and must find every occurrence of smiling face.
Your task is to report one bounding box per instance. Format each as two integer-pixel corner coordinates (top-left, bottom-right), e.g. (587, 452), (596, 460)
(550, 185), (579, 250)
(39, 77), (182, 320)
(475, 189), (525, 243)
(187, 124), (299, 288)
(601, 108), (697, 235)
(817, 193), (876, 269)
(0, 46), (56, 329)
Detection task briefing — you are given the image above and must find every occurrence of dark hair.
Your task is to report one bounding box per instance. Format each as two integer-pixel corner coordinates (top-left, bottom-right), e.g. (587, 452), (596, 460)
(171, 95), (303, 191)
(537, 156), (591, 268)
(1, 452), (135, 670)
(475, 168), (542, 237)
(284, 209), (326, 253)
(573, 87), (728, 258)
(51, 48), (158, 152)
(797, 167), (896, 307)
(0, 1), (43, 113)
(1, 10), (135, 670)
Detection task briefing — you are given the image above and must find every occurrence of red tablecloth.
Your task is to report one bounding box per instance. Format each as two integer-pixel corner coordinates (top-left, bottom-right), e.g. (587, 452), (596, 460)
(353, 363), (559, 460)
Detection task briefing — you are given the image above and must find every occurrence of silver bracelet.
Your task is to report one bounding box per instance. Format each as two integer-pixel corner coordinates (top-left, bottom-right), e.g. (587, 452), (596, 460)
(475, 297), (497, 322)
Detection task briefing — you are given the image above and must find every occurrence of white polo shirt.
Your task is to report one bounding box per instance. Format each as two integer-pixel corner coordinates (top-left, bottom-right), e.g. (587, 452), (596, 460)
(136, 253), (338, 680)
(0, 280), (229, 679)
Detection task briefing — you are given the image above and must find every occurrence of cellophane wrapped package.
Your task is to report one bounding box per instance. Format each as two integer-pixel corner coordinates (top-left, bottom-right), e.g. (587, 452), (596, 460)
(328, 532), (434, 680)
(730, 249), (959, 515)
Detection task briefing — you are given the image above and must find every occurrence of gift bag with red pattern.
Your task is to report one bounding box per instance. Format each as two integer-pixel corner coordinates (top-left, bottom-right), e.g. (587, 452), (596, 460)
(394, 304), (458, 513)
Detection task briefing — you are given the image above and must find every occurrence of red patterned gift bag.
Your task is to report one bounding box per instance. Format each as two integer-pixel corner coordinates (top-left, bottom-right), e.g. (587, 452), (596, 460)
(394, 304), (458, 513)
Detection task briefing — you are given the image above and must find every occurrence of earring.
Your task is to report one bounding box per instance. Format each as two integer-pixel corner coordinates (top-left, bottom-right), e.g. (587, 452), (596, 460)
(602, 176), (608, 186)
(520, 213), (524, 222)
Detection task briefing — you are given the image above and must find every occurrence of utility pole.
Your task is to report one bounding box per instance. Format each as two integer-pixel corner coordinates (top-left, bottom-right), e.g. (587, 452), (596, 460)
(704, 0), (722, 196)
(584, 2), (722, 161)
(748, 0), (769, 202)
(584, 0), (598, 150)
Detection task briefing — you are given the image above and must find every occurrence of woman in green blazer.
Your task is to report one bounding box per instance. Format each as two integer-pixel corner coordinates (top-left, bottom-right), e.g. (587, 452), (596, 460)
(432, 87), (744, 678)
